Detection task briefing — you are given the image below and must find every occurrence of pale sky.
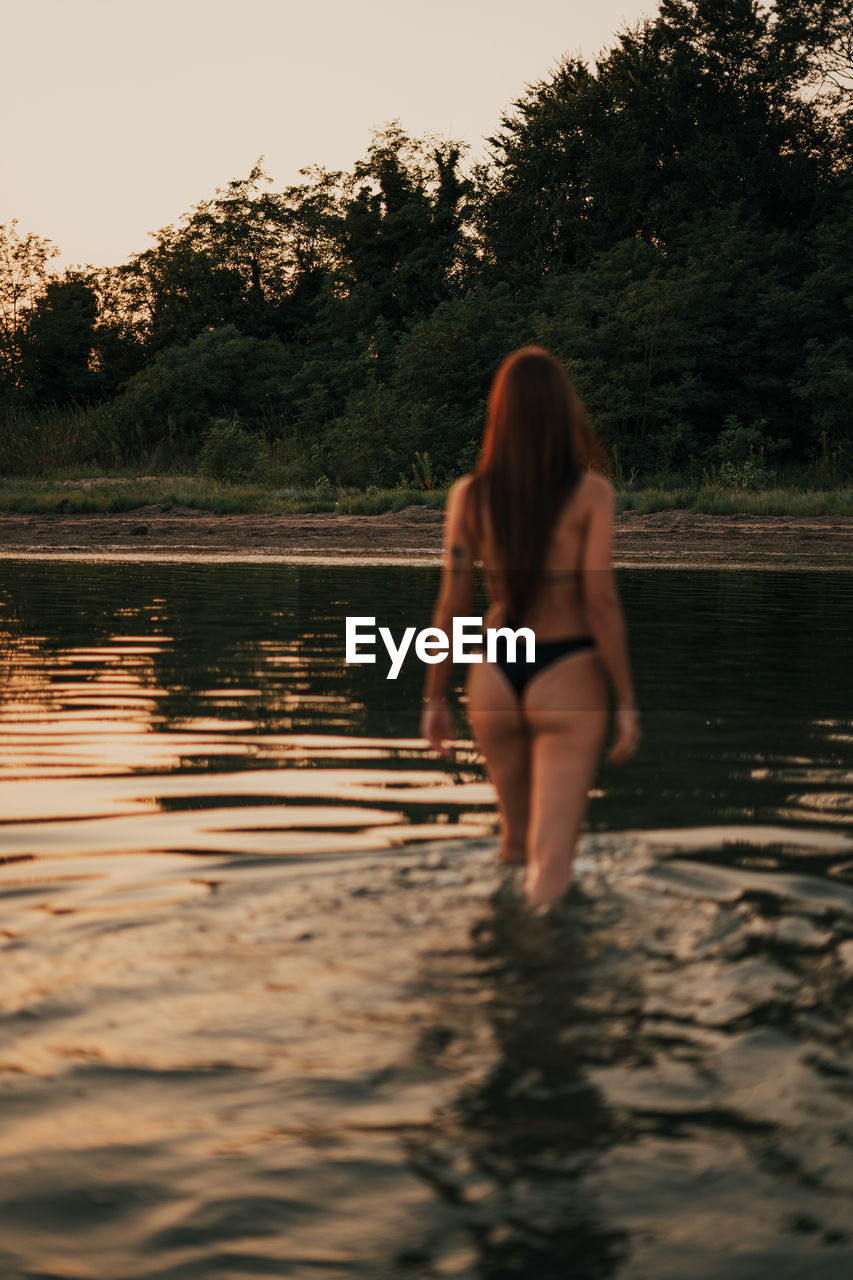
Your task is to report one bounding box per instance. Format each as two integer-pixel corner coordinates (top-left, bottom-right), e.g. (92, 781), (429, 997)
(4, 0), (655, 271)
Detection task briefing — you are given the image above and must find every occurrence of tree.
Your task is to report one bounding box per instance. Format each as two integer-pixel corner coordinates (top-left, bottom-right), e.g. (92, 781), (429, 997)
(101, 161), (352, 357)
(794, 174), (853, 451)
(19, 273), (99, 405)
(109, 324), (295, 458)
(774, 0), (853, 95)
(479, 57), (599, 278)
(481, 0), (848, 275)
(337, 124), (476, 332)
(0, 221), (58, 392)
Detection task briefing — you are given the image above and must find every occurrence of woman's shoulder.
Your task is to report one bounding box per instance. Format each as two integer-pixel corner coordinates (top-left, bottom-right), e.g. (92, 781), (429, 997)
(555, 469), (612, 525)
(577, 469), (614, 509)
(445, 473), (477, 521)
(447, 473), (476, 502)
(444, 474), (480, 546)
(550, 472), (613, 553)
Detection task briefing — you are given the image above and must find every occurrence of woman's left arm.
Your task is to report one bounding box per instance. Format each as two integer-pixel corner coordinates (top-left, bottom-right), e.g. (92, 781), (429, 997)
(420, 476), (477, 756)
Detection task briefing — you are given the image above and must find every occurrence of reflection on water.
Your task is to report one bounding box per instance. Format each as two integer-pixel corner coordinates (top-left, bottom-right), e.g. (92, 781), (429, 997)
(1, 563), (851, 872)
(0, 564), (499, 911)
(0, 561), (852, 1278)
(406, 838), (853, 1278)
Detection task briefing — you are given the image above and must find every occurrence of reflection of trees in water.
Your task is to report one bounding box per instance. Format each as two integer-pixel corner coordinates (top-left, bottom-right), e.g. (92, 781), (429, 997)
(399, 888), (640, 1277)
(0, 561), (489, 833)
(2, 562), (850, 828)
(0, 562), (446, 735)
(599, 570), (853, 831)
(0, 560), (432, 732)
(0, 582), (45, 703)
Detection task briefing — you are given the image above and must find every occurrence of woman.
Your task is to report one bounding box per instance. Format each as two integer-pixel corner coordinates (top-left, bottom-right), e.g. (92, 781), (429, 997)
(420, 347), (641, 909)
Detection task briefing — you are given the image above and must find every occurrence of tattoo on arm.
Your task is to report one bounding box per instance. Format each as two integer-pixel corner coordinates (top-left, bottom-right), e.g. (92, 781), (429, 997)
(451, 543), (467, 573)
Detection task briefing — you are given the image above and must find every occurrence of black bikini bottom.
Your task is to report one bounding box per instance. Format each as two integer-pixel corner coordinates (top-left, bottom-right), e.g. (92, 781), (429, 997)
(491, 632), (597, 699)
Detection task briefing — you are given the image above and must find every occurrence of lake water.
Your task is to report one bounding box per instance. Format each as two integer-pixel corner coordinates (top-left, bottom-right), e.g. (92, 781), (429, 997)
(1, 561), (852, 1279)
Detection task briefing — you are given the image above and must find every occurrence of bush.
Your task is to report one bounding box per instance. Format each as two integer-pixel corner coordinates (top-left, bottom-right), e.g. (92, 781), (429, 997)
(306, 383), (419, 487)
(0, 401), (121, 476)
(197, 417), (266, 481)
(808, 430), (850, 487)
(715, 454), (776, 490)
(701, 416), (785, 490)
(109, 325), (295, 460)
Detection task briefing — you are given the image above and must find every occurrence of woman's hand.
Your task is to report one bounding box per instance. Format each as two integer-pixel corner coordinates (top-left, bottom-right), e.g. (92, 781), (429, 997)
(421, 698), (455, 759)
(607, 706), (642, 764)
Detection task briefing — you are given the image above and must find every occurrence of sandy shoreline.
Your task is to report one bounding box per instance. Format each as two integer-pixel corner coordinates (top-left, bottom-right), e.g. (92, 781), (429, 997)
(1, 506), (852, 567)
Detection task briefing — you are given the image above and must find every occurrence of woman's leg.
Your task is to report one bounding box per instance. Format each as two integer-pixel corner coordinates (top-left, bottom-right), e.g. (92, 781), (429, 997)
(523, 652), (609, 907)
(466, 663), (530, 864)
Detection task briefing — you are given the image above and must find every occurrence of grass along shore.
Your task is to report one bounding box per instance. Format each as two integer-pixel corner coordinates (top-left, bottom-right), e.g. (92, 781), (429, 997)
(0, 473), (852, 518)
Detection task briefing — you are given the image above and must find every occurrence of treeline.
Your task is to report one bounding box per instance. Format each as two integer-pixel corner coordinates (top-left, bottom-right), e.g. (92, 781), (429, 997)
(1, 0), (851, 487)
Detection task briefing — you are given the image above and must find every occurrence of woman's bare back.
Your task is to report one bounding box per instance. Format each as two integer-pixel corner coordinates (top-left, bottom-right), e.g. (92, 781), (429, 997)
(464, 470), (612, 637)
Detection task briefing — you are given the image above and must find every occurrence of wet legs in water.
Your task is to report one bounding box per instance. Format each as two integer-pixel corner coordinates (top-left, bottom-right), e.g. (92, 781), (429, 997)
(467, 651), (608, 908)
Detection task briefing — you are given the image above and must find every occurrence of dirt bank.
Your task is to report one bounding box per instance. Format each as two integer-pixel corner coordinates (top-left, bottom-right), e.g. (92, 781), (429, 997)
(1, 506), (851, 567)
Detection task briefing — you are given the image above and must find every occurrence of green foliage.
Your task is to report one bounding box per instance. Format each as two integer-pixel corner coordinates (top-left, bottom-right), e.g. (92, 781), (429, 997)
(0, 220), (59, 392)
(809, 430), (848, 487)
(305, 381), (420, 488)
(710, 417), (782, 465)
(0, 402), (120, 476)
(2, 476), (850, 517)
(337, 487), (445, 514)
(483, 0), (842, 275)
(197, 417), (266, 482)
(19, 274), (99, 405)
(110, 161), (325, 354)
(109, 325), (294, 459)
(797, 338), (853, 448)
(408, 450), (434, 490)
(391, 281), (534, 474)
(706, 453), (776, 492)
(610, 443), (638, 492)
(700, 415), (789, 489)
(533, 212), (806, 473)
(339, 124), (476, 331)
(3, 2), (852, 486)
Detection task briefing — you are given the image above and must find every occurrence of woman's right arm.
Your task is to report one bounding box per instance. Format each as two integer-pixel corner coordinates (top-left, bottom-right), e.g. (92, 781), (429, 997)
(580, 474), (641, 763)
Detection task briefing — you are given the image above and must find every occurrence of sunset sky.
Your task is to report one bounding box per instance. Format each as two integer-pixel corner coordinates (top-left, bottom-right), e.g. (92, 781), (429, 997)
(5, 0), (655, 271)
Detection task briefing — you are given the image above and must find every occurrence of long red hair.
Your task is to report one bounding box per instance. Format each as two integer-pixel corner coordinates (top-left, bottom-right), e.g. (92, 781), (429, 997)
(467, 346), (609, 623)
